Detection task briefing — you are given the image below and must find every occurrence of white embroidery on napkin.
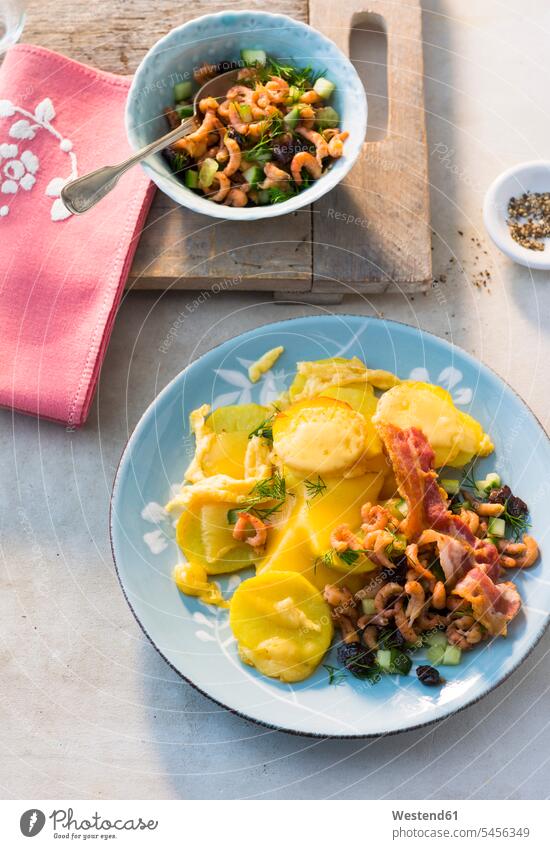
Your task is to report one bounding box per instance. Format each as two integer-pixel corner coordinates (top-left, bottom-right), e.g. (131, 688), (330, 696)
(0, 97), (78, 222)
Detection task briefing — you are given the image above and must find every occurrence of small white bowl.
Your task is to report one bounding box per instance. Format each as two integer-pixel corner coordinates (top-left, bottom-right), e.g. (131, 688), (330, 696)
(483, 160), (550, 269)
(125, 10), (367, 221)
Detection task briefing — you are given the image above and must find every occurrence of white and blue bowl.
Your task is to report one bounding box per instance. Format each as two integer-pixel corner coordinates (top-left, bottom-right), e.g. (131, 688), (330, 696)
(111, 315), (550, 737)
(125, 10), (367, 220)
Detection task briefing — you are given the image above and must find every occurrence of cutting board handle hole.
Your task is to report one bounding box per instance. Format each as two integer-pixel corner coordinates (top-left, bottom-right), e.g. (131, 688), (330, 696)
(349, 13), (388, 143)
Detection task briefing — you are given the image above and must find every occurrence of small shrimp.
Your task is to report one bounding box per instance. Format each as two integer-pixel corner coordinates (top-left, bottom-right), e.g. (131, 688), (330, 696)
(374, 582), (403, 613)
(206, 171), (231, 203)
(394, 600), (419, 643)
(297, 126), (329, 165)
(327, 131), (349, 159)
(334, 614), (360, 644)
(512, 535), (539, 568)
(471, 500), (505, 517)
(173, 110), (220, 153)
(232, 512), (267, 549)
(446, 615), (484, 650)
(299, 89), (322, 104)
(264, 77), (289, 104)
(417, 612), (448, 631)
(432, 580), (447, 610)
(361, 502), (391, 532)
(361, 625), (378, 650)
(224, 188), (248, 207)
(330, 524), (362, 553)
(404, 580), (425, 624)
(226, 85), (265, 120)
(459, 509), (480, 535)
(298, 105), (315, 129)
(405, 543), (436, 585)
(259, 161), (292, 192)
(222, 134), (242, 176)
(291, 151), (322, 185)
(363, 529), (395, 569)
(216, 146), (229, 164)
(323, 584), (358, 621)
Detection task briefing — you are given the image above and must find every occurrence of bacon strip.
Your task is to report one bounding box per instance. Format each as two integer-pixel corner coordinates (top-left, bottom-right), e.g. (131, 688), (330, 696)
(379, 424), (499, 577)
(452, 567), (521, 636)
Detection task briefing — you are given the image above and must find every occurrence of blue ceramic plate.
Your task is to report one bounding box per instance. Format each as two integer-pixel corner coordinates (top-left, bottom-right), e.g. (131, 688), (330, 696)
(111, 315), (550, 737)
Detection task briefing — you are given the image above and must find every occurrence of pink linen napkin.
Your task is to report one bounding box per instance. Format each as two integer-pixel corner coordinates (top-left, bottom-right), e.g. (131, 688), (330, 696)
(0, 44), (156, 427)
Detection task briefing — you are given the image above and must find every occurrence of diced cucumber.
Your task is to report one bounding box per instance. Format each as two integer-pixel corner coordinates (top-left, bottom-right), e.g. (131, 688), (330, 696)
(315, 106), (340, 129)
(461, 499), (471, 511)
(235, 102), (253, 123)
(184, 169), (199, 189)
(395, 498), (408, 518)
(376, 649), (392, 672)
(176, 103), (194, 119)
(361, 598), (376, 616)
(426, 645), (446, 665)
(313, 76), (336, 100)
(241, 49), (267, 66)
(476, 472), (501, 492)
(442, 645), (462, 666)
(173, 81), (192, 102)
(488, 517), (506, 538)
(425, 630), (448, 648)
(441, 478), (460, 495)
(256, 189), (271, 205)
(287, 85), (301, 103)
(243, 148), (272, 165)
(376, 648), (412, 675)
(242, 165), (263, 187)
(198, 157), (219, 188)
(283, 106), (301, 130)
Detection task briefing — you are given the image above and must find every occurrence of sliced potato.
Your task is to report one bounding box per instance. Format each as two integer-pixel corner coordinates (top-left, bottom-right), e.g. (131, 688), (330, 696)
(200, 403), (270, 478)
(176, 504), (257, 575)
(229, 571), (333, 682)
(273, 396), (368, 476)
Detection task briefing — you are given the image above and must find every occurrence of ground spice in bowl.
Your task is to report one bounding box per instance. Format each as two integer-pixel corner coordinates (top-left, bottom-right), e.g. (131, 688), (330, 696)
(507, 191), (550, 250)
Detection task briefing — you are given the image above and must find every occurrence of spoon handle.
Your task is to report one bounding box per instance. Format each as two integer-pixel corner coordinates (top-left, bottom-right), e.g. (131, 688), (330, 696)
(61, 116), (197, 215)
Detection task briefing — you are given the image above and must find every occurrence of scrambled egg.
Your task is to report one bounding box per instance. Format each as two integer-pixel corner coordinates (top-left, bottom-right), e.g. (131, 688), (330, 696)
(229, 571), (333, 682)
(248, 346), (284, 383)
(373, 381), (494, 468)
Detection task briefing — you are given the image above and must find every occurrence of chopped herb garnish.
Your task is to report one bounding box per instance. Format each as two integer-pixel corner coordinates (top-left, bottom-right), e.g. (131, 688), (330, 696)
(226, 472), (287, 525)
(502, 501), (531, 541)
(338, 548), (372, 566)
(313, 549), (335, 572)
(248, 410), (278, 443)
(304, 475), (327, 501)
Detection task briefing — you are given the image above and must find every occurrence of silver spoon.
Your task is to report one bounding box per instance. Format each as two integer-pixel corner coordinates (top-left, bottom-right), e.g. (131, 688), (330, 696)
(61, 68), (241, 215)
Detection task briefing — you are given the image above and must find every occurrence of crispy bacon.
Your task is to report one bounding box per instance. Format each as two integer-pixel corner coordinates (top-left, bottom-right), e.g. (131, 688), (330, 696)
(379, 424), (500, 577)
(452, 567), (521, 636)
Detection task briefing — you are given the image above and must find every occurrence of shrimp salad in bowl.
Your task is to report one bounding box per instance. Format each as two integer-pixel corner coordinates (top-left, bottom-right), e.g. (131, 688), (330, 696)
(165, 352), (539, 689)
(163, 50), (348, 208)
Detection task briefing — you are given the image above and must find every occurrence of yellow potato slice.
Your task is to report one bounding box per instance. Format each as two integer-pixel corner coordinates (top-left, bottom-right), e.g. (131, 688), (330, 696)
(272, 396), (368, 476)
(202, 404), (269, 478)
(373, 381), (493, 468)
(257, 473), (382, 589)
(176, 504), (257, 575)
(229, 570), (333, 682)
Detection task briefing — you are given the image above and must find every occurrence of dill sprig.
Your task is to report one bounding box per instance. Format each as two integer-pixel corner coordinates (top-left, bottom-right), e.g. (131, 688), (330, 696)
(226, 472), (287, 525)
(502, 502), (531, 541)
(248, 409), (278, 443)
(313, 549), (335, 572)
(304, 475), (327, 501)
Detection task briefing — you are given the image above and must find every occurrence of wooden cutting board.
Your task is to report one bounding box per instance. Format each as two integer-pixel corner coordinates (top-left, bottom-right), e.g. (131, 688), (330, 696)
(25, 0), (431, 298)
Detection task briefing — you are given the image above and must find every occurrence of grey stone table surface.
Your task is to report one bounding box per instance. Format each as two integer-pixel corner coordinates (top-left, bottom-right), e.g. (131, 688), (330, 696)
(2, 0), (550, 799)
